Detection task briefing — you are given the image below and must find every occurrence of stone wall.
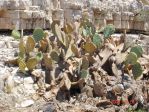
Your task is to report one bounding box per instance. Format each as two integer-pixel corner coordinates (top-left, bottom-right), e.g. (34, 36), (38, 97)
(0, 0), (51, 29)
(0, 0), (149, 32)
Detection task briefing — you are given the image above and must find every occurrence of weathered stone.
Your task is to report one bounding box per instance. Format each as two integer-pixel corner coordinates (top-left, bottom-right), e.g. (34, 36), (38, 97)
(67, 2), (82, 10)
(0, 18), (20, 29)
(32, 11), (45, 18)
(121, 12), (133, 21)
(106, 13), (113, 20)
(114, 20), (121, 29)
(60, 0), (66, 9)
(64, 9), (74, 23)
(134, 21), (145, 30)
(0, 0), (148, 32)
(0, 10), (20, 18)
(10, 41), (19, 48)
(113, 12), (121, 21)
(0, 41), (6, 48)
(24, 77), (34, 84)
(144, 21), (149, 31)
(32, 19), (46, 29)
(121, 21), (130, 29)
(29, 6), (40, 11)
(20, 19), (32, 29)
(98, 19), (106, 29)
(52, 9), (64, 21)
(0, 0), (31, 10)
(20, 10), (32, 19)
(21, 100), (34, 108)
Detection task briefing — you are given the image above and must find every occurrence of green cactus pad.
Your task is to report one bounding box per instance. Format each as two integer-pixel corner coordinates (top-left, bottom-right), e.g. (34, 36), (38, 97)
(125, 52), (137, 65)
(18, 59), (26, 72)
(132, 62), (143, 79)
(11, 29), (21, 40)
(26, 36), (36, 53)
(19, 38), (25, 58)
(103, 24), (115, 39)
(33, 28), (44, 42)
(84, 42), (96, 54)
(82, 26), (91, 37)
(93, 33), (102, 47)
(26, 58), (38, 70)
(130, 45), (143, 58)
(50, 50), (59, 62)
(36, 52), (43, 61)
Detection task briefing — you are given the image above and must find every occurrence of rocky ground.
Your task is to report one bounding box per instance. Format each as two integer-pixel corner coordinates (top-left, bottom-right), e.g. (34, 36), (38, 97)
(0, 34), (149, 112)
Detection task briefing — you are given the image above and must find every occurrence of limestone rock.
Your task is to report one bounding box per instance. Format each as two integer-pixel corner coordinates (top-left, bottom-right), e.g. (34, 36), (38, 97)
(21, 100), (34, 107)
(0, 0), (148, 32)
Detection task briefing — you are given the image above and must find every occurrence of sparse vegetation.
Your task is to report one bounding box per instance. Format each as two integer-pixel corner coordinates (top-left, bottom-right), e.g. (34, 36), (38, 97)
(8, 16), (146, 110)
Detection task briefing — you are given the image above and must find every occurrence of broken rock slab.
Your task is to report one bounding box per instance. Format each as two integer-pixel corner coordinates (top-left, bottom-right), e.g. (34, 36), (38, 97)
(0, 0), (31, 10)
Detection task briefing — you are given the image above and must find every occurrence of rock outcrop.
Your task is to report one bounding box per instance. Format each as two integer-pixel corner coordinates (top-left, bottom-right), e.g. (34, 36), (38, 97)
(0, 0), (149, 32)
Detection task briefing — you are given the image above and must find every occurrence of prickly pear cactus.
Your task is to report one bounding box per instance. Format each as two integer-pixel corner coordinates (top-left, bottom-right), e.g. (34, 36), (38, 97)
(82, 26), (92, 37)
(132, 62), (143, 79)
(18, 59), (26, 73)
(33, 28), (44, 42)
(19, 38), (25, 58)
(130, 45), (143, 58)
(103, 24), (115, 39)
(11, 29), (21, 40)
(125, 52), (138, 65)
(80, 19), (95, 38)
(43, 54), (53, 70)
(36, 52), (43, 61)
(26, 36), (36, 54)
(50, 50), (60, 62)
(26, 58), (38, 70)
(93, 33), (102, 47)
(84, 42), (96, 54)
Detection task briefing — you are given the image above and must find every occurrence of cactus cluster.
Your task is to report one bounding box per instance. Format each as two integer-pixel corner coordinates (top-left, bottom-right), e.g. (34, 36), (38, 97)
(10, 17), (145, 89)
(125, 45), (143, 79)
(11, 28), (45, 72)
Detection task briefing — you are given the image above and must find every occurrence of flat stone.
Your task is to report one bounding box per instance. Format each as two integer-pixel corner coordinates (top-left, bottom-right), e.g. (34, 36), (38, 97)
(21, 100), (34, 108)
(24, 77), (34, 84)
(10, 41), (19, 48)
